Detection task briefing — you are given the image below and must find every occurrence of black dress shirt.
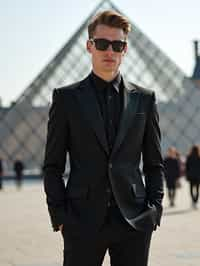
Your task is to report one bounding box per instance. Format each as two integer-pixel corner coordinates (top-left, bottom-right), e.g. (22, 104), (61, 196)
(90, 71), (124, 152)
(90, 71), (124, 210)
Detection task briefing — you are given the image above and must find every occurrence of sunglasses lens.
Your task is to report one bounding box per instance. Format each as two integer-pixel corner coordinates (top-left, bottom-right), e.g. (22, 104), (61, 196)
(95, 39), (110, 51)
(112, 40), (126, 52)
(92, 39), (126, 52)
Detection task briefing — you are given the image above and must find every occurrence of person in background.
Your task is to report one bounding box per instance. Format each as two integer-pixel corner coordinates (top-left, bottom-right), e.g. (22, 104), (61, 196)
(164, 147), (181, 207)
(43, 10), (164, 266)
(0, 157), (3, 190)
(13, 159), (24, 189)
(185, 145), (200, 209)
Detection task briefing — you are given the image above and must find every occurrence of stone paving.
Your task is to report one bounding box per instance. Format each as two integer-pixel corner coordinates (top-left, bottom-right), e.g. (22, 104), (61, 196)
(0, 178), (200, 266)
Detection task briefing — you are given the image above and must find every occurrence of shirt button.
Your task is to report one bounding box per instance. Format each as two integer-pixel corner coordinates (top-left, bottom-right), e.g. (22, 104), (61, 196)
(109, 163), (112, 169)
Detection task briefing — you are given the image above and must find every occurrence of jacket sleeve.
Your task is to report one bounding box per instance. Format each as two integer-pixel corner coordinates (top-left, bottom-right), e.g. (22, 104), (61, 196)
(43, 89), (69, 231)
(142, 92), (164, 226)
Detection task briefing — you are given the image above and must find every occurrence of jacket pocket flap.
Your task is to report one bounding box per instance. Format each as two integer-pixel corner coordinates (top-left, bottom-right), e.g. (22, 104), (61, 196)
(66, 187), (89, 199)
(135, 112), (145, 116)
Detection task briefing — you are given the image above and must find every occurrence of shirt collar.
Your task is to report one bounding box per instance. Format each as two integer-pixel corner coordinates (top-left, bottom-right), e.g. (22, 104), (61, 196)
(91, 71), (122, 93)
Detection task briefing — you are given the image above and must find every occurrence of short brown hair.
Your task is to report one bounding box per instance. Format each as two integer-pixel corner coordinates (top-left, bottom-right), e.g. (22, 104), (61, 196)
(88, 10), (131, 39)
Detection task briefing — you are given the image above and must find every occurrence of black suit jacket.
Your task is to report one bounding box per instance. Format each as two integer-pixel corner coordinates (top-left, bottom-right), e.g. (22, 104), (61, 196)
(43, 74), (164, 232)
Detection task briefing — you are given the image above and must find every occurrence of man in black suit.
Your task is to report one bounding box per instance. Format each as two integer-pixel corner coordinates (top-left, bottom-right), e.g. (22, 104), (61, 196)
(43, 10), (164, 266)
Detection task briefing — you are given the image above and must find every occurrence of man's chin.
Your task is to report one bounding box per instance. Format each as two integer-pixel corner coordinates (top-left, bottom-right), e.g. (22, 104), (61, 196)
(102, 66), (117, 73)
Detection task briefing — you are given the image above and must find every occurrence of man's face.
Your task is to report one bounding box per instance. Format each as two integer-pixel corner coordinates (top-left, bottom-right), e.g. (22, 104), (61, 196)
(87, 24), (127, 77)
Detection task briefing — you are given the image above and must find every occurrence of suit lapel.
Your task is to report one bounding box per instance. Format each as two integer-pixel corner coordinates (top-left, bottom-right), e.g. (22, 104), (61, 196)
(111, 80), (140, 156)
(76, 76), (109, 155)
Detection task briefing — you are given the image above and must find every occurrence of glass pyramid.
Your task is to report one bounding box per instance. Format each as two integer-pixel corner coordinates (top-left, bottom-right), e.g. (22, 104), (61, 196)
(0, 0), (200, 172)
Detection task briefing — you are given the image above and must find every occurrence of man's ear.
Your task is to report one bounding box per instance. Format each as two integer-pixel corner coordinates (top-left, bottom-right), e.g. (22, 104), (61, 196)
(122, 43), (128, 55)
(87, 40), (92, 53)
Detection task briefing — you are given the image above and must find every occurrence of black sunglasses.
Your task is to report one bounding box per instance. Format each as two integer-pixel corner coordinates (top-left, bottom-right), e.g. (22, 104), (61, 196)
(90, 38), (127, 52)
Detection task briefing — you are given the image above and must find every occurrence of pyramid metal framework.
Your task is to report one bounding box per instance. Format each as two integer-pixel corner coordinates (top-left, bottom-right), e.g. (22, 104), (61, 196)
(1, 0), (200, 172)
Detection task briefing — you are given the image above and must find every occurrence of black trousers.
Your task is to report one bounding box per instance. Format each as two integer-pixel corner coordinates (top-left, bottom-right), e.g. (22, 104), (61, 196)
(62, 207), (153, 266)
(167, 187), (176, 206)
(190, 181), (200, 204)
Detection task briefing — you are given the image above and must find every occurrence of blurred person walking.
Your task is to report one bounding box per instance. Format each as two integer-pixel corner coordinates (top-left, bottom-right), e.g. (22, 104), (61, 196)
(164, 147), (181, 207)
(0, 157), (3, 190)
(13, 159), (24, 189)
(186, 145), (200, 209)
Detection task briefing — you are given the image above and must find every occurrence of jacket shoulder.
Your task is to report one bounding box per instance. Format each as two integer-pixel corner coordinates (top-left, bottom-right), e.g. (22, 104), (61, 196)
(129, 82), (154, 97)
(54, 81), (81, 96)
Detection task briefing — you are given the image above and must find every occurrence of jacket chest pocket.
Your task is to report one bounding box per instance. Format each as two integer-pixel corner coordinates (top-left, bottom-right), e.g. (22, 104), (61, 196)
(133, 114), (146, 128)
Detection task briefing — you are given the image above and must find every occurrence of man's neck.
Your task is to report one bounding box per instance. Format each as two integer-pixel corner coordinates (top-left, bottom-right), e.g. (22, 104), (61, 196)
(92, 70), (120, 82)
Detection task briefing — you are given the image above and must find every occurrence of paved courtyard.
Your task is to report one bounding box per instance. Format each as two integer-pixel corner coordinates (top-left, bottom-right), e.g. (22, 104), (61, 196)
(0, 178), (200, 266)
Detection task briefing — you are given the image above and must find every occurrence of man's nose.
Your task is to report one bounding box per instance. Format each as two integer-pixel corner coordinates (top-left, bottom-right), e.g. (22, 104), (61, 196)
(106, 44), (114, 52)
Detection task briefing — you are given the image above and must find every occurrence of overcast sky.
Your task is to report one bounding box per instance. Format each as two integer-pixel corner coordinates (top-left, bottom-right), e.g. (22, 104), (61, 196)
(0, 0), (199, 105)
